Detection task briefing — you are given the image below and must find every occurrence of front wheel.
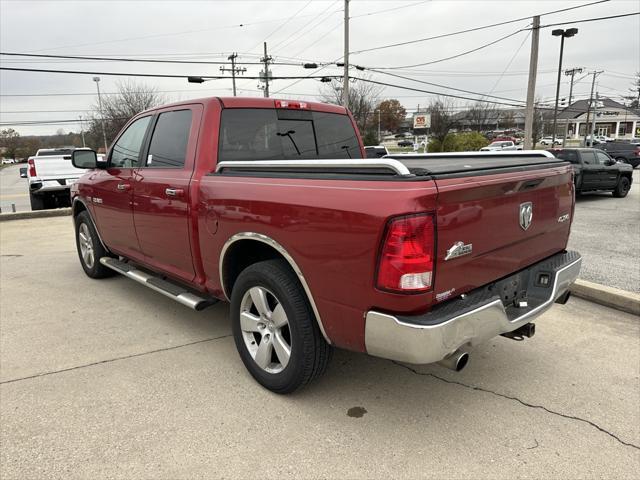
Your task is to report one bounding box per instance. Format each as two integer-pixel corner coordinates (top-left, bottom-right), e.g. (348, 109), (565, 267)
(612, 176), (631, 198)
(74, 211), (114, 278)
(231, 259), (332, 394)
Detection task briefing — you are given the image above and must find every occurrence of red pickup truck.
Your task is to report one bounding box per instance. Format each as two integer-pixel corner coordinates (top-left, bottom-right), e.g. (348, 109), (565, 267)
(70, 97), (582, 393)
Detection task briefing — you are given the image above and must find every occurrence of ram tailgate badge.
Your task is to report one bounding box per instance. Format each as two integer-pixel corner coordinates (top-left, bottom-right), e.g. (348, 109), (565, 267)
(445, 241), (473, 261)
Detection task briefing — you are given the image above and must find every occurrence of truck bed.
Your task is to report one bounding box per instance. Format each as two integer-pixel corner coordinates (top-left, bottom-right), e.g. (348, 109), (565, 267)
(387, 152), (565, 177)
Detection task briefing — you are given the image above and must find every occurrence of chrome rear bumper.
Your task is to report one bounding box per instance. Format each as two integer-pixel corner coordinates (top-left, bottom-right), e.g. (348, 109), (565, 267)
(365, 251), (582, 364)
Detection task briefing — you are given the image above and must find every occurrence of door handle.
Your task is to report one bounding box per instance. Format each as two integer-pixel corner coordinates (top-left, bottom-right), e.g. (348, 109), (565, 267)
(165, 188), (184, 197)
(116, 183), (130, 191)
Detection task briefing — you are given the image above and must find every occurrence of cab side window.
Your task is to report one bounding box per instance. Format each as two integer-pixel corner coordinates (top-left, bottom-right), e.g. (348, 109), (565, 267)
(145, 110), (193, 168)
(110, 116), (151, 168)
(596, 151), (611, 164)
(581, 151), (597, 165)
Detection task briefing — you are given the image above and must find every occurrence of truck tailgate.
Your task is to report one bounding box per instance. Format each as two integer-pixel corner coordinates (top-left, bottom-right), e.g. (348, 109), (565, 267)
(34, 155), (84, 180)
(431, 165), (574, 302)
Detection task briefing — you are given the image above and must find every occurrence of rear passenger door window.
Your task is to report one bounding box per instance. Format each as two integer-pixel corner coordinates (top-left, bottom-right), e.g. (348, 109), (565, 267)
(581, 151), (597, 165)
(145, 109), (192, 168)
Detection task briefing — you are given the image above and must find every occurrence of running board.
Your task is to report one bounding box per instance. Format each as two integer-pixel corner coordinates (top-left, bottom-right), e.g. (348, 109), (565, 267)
(100, 257), (218, 311)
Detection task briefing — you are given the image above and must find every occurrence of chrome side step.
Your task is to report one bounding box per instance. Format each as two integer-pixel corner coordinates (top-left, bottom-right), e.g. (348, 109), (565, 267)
(100, 257), (218, 311)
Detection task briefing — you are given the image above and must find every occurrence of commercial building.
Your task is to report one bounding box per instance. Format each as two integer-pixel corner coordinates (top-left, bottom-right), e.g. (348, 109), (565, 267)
(557, 98), (640, 139)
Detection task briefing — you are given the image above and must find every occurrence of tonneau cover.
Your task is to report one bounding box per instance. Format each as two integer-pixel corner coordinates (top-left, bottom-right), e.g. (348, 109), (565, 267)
(386, 152), (565, 177)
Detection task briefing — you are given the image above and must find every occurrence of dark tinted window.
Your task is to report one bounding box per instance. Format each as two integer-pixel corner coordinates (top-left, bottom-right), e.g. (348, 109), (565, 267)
(37, 149), (73, 157)
(218, 108), (362, 161)
(110, 116), (151, 168)
(581, 151), (597, 165)
(554, 150), (579, 164)
(146, 110), (192, 168)
(596, 151), (611, 164)
(365, 147), (387, 158)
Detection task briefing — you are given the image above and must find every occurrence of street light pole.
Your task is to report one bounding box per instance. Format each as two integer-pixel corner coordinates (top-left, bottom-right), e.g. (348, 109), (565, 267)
(551, 28), (578, 146)
(93, 76), (108, 153)
(78, 115), (86, 147)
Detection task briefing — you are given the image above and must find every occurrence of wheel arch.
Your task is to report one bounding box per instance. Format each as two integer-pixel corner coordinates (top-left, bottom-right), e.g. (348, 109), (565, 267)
(219, 232), (331, 344)
(72, 198), (109, 252)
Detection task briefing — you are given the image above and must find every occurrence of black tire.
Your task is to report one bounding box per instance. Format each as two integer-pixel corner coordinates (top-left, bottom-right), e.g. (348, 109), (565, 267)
(231, 259), (332, 394)
(74, 211), (114, 278)
(612, 176), (631, 198)
(29, 192), (45, 211)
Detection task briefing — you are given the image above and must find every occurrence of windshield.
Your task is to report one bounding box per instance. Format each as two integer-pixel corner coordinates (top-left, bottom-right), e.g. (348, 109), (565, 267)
(218, 108), (362, 161)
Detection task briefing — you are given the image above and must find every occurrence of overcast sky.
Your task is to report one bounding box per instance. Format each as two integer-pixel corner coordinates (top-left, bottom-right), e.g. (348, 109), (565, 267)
(1, 0), (638, 135)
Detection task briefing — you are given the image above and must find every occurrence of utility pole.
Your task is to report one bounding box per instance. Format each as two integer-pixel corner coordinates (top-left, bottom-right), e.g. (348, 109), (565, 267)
(590, 91), (600, 143)
(260, 42), (272, 98)
(92, 77), (108, 153)
(78, 115), (86, 147)
(342, 0), (350, 108)
(563, 67), (583, 141)
(524, 16), (540, 150)
(583, 71), (602, 146)
(220, 53), (246, 97)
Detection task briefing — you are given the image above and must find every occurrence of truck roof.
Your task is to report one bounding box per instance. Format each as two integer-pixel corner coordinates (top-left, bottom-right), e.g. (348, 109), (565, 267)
(140, 96), (348, 115)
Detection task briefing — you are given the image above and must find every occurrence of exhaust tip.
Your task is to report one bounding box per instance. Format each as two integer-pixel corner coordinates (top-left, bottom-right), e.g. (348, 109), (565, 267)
(437, 349), (469, 372)
(455, 352), (469, 371)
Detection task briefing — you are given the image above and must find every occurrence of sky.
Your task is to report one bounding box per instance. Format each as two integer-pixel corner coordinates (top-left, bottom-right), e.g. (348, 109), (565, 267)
(1, 0), (638, 135)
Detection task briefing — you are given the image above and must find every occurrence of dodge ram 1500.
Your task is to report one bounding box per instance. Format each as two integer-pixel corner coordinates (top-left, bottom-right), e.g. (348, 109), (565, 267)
(70, 97), (582, 393)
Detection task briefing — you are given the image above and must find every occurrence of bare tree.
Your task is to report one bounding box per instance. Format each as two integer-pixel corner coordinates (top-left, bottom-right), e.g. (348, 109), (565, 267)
(320, 76), (382, 135)
(428, 98), (458, 151)
(465, 102), (497, 131)
(87, 80), (165, 149)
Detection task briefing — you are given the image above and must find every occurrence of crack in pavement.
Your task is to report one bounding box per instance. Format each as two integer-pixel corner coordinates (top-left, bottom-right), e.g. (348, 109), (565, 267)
(0, 334), (232, 385)
(391, 361), (640, 450)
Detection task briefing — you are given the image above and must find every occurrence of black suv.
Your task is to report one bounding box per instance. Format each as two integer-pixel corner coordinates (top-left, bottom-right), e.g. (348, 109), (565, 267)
(596, 142), (640, 168)
(549, 148), (633, 197)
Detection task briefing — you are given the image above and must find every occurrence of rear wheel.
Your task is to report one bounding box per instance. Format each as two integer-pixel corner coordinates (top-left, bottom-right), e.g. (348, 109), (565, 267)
(74, 211), (114, 278)
(231, 259), (332, 393)
(613, 176), (631, 198)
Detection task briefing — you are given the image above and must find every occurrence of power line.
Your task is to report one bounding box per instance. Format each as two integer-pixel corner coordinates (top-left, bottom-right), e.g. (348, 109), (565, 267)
(0, 66), (342, 81)
(0, 51), (304, 66)
(537, 11), (640, 28)
(350, 0), (432, 19)
(350, 0), (608, 54)
(243, 0), (313, 53)
(369, 28), (528, 70)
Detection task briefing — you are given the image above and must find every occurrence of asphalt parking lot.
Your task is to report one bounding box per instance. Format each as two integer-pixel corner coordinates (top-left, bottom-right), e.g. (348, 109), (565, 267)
(568, 169), (640, 292)
(1, 216), (638, 479)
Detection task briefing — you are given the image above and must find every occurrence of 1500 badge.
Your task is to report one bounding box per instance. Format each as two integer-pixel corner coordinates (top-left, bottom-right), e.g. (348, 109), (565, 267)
(445, 241), (473, 261)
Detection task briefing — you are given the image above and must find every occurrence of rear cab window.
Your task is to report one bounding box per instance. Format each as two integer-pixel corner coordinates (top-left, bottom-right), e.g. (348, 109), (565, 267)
(218, 108), (362, 162)
(553, 150), (580, 164)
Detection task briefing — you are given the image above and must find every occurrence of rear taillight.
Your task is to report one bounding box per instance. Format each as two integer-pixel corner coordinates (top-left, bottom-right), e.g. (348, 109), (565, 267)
(376, 213), (435, 293)
(27, 159), (37, 177)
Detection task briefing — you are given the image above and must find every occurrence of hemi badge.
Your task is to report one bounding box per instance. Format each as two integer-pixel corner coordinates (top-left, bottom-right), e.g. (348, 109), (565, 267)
(445, 241), (473, 261)
(558, 214), (570, 223)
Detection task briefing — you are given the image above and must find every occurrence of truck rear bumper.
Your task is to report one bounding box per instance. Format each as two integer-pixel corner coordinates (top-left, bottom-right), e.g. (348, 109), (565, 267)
(364, 251), (582, 364)
(30, 179), (77, 193)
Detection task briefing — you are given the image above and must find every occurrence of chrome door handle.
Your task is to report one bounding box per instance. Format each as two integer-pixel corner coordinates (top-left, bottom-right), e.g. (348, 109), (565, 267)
(116, 183), (130, 191)
(165, 188), (184, 197)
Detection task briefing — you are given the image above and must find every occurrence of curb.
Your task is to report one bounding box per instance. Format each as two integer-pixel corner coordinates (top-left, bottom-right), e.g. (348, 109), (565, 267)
(570, 279), (640, 316)
(0, 208), (72, 222)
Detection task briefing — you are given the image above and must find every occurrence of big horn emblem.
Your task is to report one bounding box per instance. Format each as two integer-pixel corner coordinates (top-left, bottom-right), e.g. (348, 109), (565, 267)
(519, 202), (533, 230)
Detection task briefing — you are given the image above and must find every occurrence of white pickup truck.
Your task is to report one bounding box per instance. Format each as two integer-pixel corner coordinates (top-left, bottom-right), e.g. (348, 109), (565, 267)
(27, 148), (97, 210)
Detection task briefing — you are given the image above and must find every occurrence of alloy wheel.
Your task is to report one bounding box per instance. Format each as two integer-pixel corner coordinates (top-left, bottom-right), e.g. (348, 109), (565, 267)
(78, 223), (95, 269)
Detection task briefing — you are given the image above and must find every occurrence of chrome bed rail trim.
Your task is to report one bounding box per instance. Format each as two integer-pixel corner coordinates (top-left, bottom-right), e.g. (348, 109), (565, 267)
(215, 159), (412, 176)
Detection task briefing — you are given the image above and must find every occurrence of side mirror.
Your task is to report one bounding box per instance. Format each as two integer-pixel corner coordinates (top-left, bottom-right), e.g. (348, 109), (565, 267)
(19, 167), (27, 178)
(72, 149), (104, 169)
(607, 159), (617, 166)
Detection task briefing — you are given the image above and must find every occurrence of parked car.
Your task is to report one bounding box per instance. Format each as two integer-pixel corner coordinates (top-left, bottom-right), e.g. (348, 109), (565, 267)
(69, 97), (581, 393)
(479, 141), (517, 151)
(365, 145), (389, 158)
(549, 148), (633, 197)
(2, 158), (16, 164)
(596, 142), (640, 168)
(539, 137), (563, 146)
(397, 139), (413, 147)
